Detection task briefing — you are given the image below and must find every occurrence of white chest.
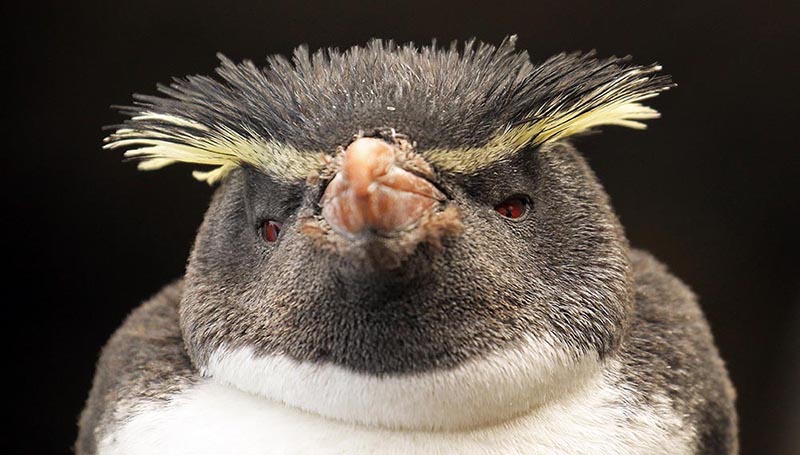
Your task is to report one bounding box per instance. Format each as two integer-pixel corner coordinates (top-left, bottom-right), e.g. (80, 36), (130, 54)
(100, 375), (692, 455)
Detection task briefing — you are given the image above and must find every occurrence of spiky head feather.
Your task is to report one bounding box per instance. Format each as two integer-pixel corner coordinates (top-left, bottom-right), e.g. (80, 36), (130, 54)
(104, 37), (673, 183)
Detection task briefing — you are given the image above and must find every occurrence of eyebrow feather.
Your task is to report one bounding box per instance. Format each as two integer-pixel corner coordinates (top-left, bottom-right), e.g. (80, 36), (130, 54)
(103, 40), (672, 182)
(423, 62), (671, 173)
(104, 113), (323, 184)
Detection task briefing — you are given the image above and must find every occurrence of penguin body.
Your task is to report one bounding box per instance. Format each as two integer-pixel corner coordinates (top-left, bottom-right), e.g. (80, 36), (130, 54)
(78, 38), (737, 454)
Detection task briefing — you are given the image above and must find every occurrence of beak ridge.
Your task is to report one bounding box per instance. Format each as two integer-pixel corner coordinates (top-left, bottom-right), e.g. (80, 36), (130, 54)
(321, 137), (444, 236)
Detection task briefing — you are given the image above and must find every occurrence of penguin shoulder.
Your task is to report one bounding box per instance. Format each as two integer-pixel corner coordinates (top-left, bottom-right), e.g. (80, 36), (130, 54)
(77, 280), (196, 454)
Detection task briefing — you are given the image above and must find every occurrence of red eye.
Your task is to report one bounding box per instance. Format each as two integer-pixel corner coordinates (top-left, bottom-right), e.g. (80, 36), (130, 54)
(260, 220), (282, 242)
(494, 197), (528, 219)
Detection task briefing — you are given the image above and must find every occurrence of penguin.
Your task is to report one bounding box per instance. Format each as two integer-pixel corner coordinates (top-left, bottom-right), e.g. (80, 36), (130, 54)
(77, 37), (738, 454)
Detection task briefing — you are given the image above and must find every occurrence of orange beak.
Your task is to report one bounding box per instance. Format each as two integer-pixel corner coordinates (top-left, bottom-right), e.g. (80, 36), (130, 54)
(321, 137), (445, 236)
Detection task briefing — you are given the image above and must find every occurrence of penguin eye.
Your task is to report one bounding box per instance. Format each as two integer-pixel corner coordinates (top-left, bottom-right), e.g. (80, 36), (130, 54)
(259, 220), (282, 243)
(494, 196), (529, 219)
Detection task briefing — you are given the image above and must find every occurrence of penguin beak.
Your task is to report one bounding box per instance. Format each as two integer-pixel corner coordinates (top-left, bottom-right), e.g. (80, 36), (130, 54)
(320, 137), (446, 237)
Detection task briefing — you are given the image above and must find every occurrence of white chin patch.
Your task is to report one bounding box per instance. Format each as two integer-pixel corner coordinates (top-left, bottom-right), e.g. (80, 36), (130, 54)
(100, 361), (693, 455)
(202, 335), (599, 430)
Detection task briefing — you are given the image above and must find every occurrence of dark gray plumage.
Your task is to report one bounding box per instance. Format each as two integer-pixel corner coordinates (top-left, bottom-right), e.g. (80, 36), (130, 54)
(79, 38), (737, 455)
(111, 38), (669, 163)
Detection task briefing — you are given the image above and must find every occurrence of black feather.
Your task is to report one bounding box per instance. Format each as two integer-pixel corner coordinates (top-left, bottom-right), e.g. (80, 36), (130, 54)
(107, 37), (673, 179)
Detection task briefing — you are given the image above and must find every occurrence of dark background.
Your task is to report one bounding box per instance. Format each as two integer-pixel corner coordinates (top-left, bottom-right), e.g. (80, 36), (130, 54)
(7, 1), (799, 454)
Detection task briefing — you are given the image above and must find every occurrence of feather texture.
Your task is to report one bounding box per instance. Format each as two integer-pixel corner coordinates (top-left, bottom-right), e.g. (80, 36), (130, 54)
(104, 37), (672, 183)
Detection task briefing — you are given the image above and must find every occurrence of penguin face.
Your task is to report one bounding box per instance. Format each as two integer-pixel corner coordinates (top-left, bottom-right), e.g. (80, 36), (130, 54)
(179, 138), (633, 376)
(106, 38), (669, 390)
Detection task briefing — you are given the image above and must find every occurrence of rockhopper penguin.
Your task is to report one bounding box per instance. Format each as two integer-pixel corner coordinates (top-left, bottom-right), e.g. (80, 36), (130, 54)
(77, 37), (738, 454)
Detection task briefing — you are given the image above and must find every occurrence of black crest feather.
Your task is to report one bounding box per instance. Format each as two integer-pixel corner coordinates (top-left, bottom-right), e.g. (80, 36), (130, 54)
(104, 37), (673, 182)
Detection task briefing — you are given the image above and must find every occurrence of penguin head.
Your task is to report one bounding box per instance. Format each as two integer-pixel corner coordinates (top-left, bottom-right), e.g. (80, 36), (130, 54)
(107, 37), (672, 427)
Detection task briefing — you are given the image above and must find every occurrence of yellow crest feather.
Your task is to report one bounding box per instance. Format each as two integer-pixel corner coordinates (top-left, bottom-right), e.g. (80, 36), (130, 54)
(104, 113), (324, 184)
(424, 66), (668, 174)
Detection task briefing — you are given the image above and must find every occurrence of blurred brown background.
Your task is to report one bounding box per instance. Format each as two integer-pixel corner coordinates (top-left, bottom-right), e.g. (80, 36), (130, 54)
(6, 1), (798, 453)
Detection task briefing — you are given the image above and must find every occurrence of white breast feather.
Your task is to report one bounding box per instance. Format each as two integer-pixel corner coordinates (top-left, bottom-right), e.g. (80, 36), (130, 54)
(100, 336), (693, 455)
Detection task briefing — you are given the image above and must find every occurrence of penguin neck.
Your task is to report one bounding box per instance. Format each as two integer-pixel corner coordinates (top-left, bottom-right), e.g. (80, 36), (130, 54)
(200, 334), (603, 431)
